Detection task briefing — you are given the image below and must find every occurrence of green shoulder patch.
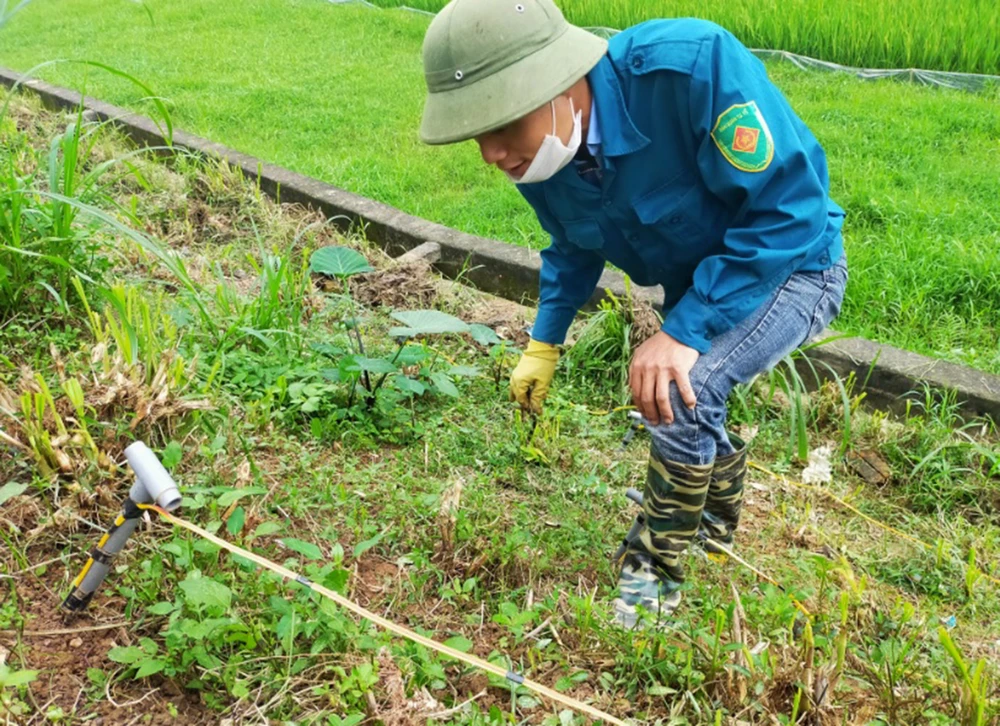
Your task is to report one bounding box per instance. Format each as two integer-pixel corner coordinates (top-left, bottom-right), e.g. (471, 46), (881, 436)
(710, 101), (774, 173)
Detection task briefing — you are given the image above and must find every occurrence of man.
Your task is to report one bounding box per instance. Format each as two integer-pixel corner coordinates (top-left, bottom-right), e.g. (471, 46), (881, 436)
(419, 0), (847, 627)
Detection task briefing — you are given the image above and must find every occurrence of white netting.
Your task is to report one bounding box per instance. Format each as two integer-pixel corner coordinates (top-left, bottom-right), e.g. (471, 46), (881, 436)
(750, 49), (999, 93)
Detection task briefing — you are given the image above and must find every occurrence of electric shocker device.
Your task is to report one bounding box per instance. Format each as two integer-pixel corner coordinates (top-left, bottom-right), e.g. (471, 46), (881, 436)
(62, 410), (644, 610)
(56, 444), (628, 724)
(612, 487), (645, 564)
(610, 411), (647, 563)
(62, 442), (182, 612)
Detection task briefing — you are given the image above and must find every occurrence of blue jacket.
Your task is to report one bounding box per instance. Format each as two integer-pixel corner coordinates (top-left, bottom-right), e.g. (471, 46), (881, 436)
(519, 19), (845, 354)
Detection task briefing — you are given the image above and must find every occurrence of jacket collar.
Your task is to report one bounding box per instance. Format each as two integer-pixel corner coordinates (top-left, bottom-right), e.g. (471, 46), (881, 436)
(586, 55), (650, 158)
(586, 96), (601, 155)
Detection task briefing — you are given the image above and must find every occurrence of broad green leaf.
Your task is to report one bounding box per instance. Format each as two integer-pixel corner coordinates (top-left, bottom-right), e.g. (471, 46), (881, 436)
(178, 574), (232, 611)
(392, 376), (426, 396)
(275, 613), (295, 640)
(337, 356), (363, 378)
(107, 646), (145, 665)
(252, 521), (282, 539)
(194, 539), (221, 554)
(147, 602), (174, 615)
(186, 617), (236, 641)
(448, 365), (480, 378)
(389, 310), (469, 336)
(217, 487), (268, 508)
(396, 345), (429, 366)
(353, 529), (386, 558)
(442, 635), (474, 653)
(0, 667), (39, 687)
(281, 538), (322, 560)
(134, 659), (166, 679)
(555, 671), (590, 692)
(469, 323), (501, 346)
(430, 373), (460, 398)
(227, 506), (245, 536)
(319, 367), (343, 383)
(323, 568), (350, 594)
(231, 553), (257, 571)
(161, 441), (183, 470)
(310, 342), (346, 357)
(0, 481), (28, 507)
(349, 356), (398, 374)
(310, 246), (373, 278)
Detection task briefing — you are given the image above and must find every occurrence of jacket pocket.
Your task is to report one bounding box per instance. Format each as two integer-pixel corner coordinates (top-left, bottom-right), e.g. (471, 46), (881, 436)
(630, 174), (715, 248)
(560, 218), (605, 250)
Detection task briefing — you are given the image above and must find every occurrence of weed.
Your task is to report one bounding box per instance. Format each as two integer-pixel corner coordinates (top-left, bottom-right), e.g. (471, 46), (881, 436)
(939, 627), (994, 726)
(563, 282), (661, 406)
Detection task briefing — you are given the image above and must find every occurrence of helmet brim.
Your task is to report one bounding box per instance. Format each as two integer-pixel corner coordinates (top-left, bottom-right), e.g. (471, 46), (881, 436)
(419, 25), (607, 146)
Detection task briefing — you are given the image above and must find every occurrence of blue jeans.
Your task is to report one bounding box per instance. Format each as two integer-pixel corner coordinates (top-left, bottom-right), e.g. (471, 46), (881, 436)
(647, 253), (849, 465)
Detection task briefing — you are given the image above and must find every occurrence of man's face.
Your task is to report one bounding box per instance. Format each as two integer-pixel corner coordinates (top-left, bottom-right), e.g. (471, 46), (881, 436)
(474, 95), (574, 180)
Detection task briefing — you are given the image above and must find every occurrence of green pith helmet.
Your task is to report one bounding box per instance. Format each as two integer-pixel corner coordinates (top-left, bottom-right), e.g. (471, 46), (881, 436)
(419, 0), (608, 145)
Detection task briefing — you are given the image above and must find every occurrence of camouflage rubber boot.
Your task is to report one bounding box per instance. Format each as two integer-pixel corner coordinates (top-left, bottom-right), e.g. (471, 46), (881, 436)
(698, 434), (747, 554)
(613, 449), (713, 629)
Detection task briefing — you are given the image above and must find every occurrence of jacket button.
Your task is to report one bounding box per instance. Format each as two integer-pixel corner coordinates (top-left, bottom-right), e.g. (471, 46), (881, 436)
(603, 198), (613, 207)
(820, 252), (830, 265)
(632, 55), (644, 69)
(669, 215), (683, 224)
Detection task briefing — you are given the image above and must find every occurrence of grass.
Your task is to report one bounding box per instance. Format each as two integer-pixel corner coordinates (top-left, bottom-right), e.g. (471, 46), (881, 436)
(1, 89), (999, 725)
(370, 0), (1000, 75)
(1, 0), (998, 375)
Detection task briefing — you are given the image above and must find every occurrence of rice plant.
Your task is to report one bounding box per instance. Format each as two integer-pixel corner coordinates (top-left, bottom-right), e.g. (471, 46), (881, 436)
(370, 0), (1000, 74)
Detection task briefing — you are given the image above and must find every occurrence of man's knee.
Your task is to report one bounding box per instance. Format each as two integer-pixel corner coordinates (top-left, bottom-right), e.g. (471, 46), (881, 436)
(648, 385), (726, 465)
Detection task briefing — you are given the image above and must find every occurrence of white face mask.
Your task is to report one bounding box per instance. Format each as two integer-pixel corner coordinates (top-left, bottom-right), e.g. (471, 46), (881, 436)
(507, 98), (582, 184)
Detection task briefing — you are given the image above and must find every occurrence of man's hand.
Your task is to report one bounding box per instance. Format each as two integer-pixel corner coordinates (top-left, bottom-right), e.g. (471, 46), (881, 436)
(509, 339), (559, 414)
(629, 331), (700, 425)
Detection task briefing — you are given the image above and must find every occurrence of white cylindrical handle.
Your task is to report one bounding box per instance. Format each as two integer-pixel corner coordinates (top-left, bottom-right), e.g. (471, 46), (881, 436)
(125, 441), (182, 511)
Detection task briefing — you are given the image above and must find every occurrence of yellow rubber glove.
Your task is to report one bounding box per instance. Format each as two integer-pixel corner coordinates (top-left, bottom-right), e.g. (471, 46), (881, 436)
(509, 339), (559, 414)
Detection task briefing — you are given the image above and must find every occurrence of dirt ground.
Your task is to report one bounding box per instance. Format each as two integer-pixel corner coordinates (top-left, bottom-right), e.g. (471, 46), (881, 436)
(1, 534), (216, 724)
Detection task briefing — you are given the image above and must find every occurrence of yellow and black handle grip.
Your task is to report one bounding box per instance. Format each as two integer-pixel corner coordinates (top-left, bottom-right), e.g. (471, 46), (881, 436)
(63, 499), (145, 611)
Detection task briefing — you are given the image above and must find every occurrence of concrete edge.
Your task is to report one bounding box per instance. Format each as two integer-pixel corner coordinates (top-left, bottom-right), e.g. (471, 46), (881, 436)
(3, 67), (998, 423)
